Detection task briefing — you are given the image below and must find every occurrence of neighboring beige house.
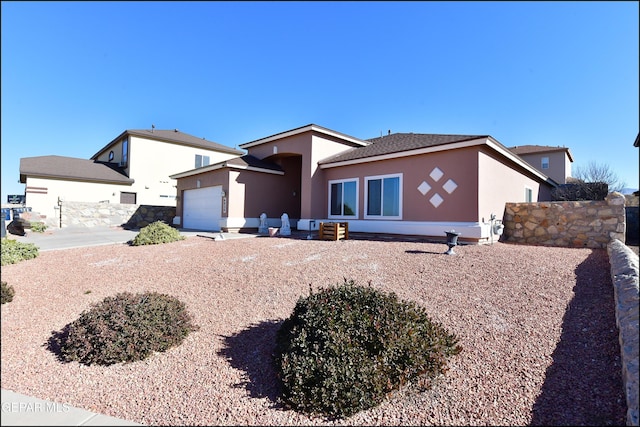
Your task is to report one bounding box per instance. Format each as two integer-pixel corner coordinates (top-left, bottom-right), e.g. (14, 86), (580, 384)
(19, 129), (243, 223)
(508, 145), (573, 184)
(171, 124), (557, 243)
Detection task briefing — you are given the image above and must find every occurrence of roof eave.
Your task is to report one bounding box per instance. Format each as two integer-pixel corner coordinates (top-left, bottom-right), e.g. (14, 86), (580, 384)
(319, 137), (490, 169)
(239, 124), (369, 149)
(170, 162), (284, 179)
(21, 172), (134, 185)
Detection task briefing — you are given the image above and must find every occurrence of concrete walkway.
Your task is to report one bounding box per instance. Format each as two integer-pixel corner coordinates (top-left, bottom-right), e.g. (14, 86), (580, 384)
(0, 390), (142, 426)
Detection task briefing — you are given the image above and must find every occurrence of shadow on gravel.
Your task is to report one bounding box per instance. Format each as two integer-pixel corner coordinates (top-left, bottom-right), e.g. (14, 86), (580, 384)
(218, 319), (285, 405)
(530, 249), (626, 426)
(45, 325), (73, 364)
(405, 249), (447, 255)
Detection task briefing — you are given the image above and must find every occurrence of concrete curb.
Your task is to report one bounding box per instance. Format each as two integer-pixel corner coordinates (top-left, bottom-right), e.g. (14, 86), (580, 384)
(607, 239), (640, 426)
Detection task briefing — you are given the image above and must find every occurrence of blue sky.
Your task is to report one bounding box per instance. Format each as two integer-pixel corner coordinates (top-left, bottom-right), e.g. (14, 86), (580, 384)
(2, 1), (638, 203)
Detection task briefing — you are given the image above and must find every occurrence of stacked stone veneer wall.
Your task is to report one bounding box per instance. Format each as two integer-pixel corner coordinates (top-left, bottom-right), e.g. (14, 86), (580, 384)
(502, 192), (626, 248)
(607, 240), (639, 426)
(57, 201), (175, 229)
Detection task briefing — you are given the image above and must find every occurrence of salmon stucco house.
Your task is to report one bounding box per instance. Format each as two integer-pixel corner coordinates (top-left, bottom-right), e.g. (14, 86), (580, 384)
(19, 129), (244, 223)
(170, 124), (557, 244)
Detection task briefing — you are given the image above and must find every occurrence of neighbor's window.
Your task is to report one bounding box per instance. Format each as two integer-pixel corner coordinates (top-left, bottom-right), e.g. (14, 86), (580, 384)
(121, 138), (128, 166)
(365, 173), (402, 219)
(525, 187), (533, 202)
(329, 179), (358, 217)
(541, 157), (549, 169)
(195, 154), (210, 168)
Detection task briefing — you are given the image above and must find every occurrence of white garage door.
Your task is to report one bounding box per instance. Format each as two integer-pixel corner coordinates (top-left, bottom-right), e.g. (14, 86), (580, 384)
(183, 186), (222, 231)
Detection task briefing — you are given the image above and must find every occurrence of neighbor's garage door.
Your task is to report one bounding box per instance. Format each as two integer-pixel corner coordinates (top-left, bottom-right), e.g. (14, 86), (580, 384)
(183, 186), (222, 231)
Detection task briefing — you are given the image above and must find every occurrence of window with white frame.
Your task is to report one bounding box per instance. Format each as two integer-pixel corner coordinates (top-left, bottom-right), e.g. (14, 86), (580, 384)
(195, 154), (210, 168)
(328, 179), (358, 217)
(541, 157), (549, 169)
(365, 173), (402, 219)
(525, 187), (533, 202)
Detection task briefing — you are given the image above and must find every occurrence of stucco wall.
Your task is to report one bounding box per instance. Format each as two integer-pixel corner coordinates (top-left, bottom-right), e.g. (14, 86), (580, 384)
(502, 192), (626, 248)
(25, 177), (134, 225)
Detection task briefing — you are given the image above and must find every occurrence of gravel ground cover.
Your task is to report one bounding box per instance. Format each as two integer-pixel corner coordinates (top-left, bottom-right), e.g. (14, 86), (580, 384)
(0, 236), (627, 426)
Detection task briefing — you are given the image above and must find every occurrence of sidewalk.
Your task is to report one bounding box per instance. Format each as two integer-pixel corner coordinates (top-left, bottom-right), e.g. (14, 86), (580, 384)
(1, 390), (142, 426)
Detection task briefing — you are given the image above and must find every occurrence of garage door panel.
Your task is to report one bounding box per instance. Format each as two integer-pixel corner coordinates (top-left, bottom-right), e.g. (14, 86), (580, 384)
(183, 186), (221, 231)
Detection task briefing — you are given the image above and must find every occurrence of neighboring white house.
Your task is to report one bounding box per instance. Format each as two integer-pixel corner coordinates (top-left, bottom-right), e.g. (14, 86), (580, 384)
(19, 128), (244, 223)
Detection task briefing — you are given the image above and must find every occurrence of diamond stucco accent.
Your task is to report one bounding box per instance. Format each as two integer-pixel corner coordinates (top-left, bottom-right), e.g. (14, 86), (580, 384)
(417, 181), (431, 196)
(443, 179), (458, 194)
(430, 167), (444, 182)
(430, 193), (444, 208)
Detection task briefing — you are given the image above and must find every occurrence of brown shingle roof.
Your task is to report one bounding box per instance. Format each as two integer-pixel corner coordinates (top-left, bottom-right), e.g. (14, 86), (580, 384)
(508, 145), (574, 162)
(91, 129), (244, 160)
(318, 133), (488, 165)
(19, 156), (134, 184)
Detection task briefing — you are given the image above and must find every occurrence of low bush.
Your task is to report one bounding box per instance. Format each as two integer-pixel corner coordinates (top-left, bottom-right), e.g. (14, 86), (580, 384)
(131, 221), (185, 246)
(30, 222), (47, 233)
(1, 238), (39, 266)
(274, 279), (462, 418)
(1, 281), (15, 304)
(52, 292), (199, 365)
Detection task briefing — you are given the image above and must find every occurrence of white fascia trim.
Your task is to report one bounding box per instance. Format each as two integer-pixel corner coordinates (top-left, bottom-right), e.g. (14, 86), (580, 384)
(239, 124), (369, 149)
(170, 163), (225, 179)
(226, 164), (285, 175)
(484, 138), (552, 184)
(169, 162), (284, 179)
(319, 137), (554, 183)
(318, 138), (489, 169)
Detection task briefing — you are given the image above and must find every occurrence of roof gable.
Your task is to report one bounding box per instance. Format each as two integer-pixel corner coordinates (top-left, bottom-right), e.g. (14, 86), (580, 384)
(318, 133), (488, 165)
(169, 154), (283, 179)
(239, 124), (369, 149)
(19, 155), (134, 184)
(91, 129), (244, 160)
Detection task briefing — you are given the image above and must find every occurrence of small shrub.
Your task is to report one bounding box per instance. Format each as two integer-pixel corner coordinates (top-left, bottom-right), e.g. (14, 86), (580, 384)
(51, 292), (199, 365)
(274, 279), (462, 418)
(131, 221), (185, 246)
(30, 222), (47, 233)
(1, 238), (39, 266)
(1, 281), (15, 304)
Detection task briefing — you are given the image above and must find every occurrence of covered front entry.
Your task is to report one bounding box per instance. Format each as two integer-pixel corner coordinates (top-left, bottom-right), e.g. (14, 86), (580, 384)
(183, 186), (222, 231)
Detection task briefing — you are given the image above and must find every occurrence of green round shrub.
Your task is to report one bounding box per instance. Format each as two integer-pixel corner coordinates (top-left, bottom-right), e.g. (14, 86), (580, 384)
(131, 221), (185, 246)
(55, 292), (199, 365)
(30, 222), (48, 233)
(274, 279), (462, 418)
(1, 281), (15, 304)
(1, 238), (39, 265)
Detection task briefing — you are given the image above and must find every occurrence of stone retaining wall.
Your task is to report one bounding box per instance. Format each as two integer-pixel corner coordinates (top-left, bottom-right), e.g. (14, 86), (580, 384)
(607, 240), (639, 426)
(57, 201), (175, 229)
(502, 192), (626, 248)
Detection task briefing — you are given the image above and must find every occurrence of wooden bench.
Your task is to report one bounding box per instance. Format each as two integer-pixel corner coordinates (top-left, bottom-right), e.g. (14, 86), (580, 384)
(319, 222), (349, 241)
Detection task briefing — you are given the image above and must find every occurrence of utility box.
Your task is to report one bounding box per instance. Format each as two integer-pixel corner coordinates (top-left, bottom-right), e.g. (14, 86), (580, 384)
(319, 222), (349, 241)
